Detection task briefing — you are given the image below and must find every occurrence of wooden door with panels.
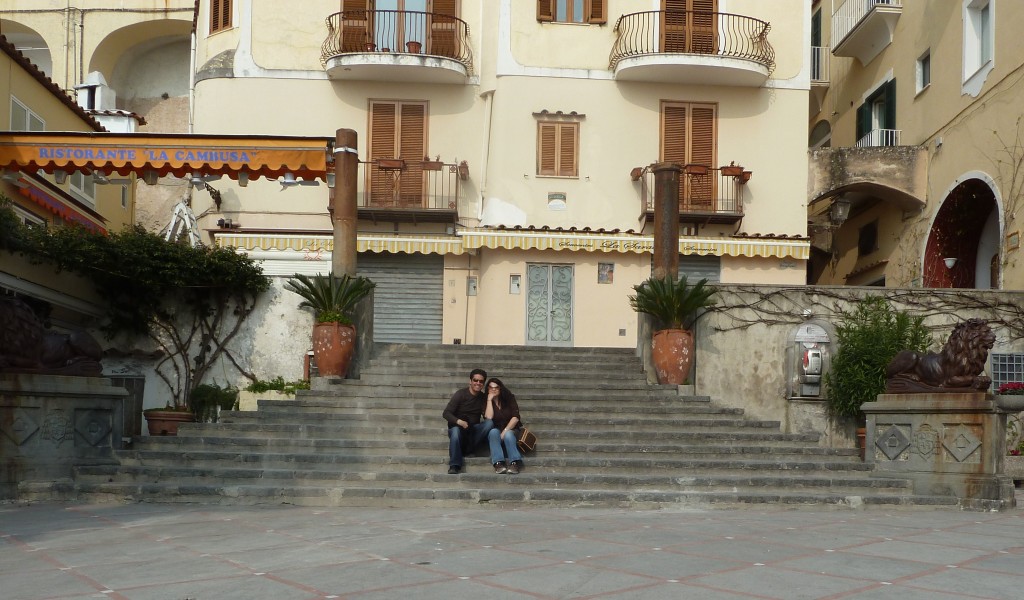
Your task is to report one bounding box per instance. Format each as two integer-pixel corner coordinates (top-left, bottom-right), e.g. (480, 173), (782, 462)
(662, 0), (718, 55)
(341, 0), (458, 55)
(368, 100), (427, 208)
(661, 101), (717, 211)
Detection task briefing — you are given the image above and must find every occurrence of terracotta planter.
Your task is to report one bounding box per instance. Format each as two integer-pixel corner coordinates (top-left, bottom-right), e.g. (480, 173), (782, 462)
(312, 322), (357, 377)
(651, 328), (694, 385)
(406, 40), (422, 53)
(144, 409), (195, 436)
(720, 166), (743, 177)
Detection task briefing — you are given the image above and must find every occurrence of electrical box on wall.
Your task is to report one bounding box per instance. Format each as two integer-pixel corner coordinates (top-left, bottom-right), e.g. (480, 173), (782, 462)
(466, 276), (478, 296)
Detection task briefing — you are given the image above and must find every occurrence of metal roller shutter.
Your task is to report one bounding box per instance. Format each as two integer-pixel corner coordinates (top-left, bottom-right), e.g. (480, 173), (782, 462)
(357, 253), (443, 343)
(679, 255), (720, 283)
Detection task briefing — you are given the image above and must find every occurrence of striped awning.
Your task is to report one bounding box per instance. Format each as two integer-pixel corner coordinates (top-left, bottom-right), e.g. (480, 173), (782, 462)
(459, 230), (809, 260)
(214, 232), (465, 255)
(0, 132), (332, 182)
(17, 183), (105, 233)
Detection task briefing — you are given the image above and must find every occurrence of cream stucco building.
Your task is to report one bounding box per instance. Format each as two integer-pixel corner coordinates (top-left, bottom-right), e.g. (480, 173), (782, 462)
(3, 1), (814, 384)
(808, 0), (1023, 290)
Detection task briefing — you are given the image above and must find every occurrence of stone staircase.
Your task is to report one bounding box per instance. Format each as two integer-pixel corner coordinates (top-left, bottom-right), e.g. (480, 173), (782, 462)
(21, 344), (964, 508)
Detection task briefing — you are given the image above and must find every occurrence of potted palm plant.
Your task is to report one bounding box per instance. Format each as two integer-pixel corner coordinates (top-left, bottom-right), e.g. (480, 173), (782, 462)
(629, 275), (717, 385)
(285, 272), (375, 378)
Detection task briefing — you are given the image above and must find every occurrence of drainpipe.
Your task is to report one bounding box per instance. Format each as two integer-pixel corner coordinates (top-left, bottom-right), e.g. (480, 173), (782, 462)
(188, 27), (196, 133)
(477, 89), (495, 218)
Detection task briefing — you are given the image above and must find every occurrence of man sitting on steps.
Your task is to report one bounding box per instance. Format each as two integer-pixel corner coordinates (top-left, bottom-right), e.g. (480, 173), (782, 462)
(442, 368), (493, 474)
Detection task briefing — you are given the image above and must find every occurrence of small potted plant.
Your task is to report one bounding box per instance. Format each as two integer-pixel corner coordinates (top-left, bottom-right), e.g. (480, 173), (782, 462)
(189, 383), (239, 423)
(285, 272), (375, 378)
(629, 275), (717, 385)
(994, 381), (1024, 412)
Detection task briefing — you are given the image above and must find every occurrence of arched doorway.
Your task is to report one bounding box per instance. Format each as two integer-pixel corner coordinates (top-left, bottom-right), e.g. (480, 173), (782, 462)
(923, 178), (998, 288)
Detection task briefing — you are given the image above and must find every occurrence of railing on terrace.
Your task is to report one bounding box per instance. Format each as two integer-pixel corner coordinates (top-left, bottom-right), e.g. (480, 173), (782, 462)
(359, 158), (465, 211)
(637, 165), (747, 218)
(832, 0), (901, 48)
(610, 10), (774, 72)
(322, 10), (473, 74)
(811, 46), (829, 83)
(855, 129), (901, 147)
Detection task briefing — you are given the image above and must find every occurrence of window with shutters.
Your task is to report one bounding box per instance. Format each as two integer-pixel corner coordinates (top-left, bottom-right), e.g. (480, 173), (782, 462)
(342, 1), (458, 55)
(367, 100), (428, 208)
(661, 101), (716, 210)
(210, 0), (232, 34)
(536, 121), (579, 178)
(855, 79), (896, 147)
(537, 0), (606, 24)
(662, 0), (717, 54)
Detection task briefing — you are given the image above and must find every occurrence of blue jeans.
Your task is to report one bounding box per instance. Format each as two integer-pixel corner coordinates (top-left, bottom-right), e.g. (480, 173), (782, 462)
(448, 419), (494, 468)
(488, 427), (523, 464)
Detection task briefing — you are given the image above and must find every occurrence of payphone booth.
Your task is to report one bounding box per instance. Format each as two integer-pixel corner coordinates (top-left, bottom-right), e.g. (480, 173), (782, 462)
(785, 322), (832, 399)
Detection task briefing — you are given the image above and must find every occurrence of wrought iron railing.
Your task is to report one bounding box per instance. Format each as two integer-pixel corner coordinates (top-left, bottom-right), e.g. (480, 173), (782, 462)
(855, 129), (901, 147)
(811, 45), (829, 83)
(832, 0), (901, 49)
(359, 158), (465, 211)
(322, 10), (474, 75)
(636, 165), (747, 216)
(610, 11), (774, 72)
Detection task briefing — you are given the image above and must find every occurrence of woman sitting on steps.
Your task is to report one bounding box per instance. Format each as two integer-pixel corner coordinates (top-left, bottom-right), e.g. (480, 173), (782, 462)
(484, 378), (525, 475)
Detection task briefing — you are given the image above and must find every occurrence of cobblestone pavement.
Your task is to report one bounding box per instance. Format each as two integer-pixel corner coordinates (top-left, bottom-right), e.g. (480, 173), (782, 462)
(2, 502), (1023, 600)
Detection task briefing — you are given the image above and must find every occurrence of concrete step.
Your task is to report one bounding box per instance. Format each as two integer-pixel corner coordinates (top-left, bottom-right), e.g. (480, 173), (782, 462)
(372, 344), (637, 359)
(20, 480), (964, 510)
(248, 398), (733, 415)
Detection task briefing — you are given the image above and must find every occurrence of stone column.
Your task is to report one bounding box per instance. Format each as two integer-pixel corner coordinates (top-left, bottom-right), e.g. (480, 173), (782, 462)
(333, 128), (358, 276)
(651, 162), (681, 281)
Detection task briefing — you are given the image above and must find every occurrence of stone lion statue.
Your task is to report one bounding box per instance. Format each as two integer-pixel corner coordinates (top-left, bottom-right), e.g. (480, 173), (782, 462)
(885, 318), (995, 393)
(0, 296), (103, 376)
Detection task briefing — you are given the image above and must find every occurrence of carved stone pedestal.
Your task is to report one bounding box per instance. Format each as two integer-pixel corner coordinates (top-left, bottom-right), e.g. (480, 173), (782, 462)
(864, 393), (1015, 510)
(0, 375), (127, 500)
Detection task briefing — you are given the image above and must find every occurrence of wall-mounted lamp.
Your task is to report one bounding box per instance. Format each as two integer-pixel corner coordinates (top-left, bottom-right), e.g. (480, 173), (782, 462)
(53, 169), (68, 184)
(943, 257), (958, 269)
(830, 198), (851, 226)
(629, 167), (644, 181)
(142, 169), (158, 185)
(238, 172), (249, 187)
(326, 172), (336, 188)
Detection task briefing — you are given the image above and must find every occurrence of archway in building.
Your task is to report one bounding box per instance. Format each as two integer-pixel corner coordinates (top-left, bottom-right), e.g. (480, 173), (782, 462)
(922, 178), (999, 288)
(0, 22), (52, 77)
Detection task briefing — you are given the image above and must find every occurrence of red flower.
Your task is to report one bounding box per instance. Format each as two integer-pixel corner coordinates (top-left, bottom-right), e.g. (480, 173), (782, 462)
(997, 382), (1024, 395)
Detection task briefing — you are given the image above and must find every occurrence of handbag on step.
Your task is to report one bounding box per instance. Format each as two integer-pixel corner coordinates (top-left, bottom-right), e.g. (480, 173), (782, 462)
(516, 426), (538, 453)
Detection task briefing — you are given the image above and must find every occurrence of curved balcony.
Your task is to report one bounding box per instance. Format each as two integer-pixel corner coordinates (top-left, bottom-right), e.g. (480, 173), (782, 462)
(610, 11), (774, 86)
(321, 10), (473, 84)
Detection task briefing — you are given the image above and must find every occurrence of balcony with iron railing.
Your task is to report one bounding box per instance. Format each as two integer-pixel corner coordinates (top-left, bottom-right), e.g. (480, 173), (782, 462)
(321, 10), (473, 83)
(634, 163), (748, 226)
(357, 157), (467, 223)
(831, 0), (901, 66)
(855, 128), (900, 147)
(610, 11), (774, 86)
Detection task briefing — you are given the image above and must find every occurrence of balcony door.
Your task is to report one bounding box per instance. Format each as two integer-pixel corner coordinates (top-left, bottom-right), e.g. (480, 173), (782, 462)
(661, 101), (717, 210)
(368, 100), (427, 208)
(662, 0), (718, 55)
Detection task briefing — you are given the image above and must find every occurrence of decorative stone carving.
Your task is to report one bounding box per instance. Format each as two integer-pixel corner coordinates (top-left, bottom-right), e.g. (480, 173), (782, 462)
(884, 319), (995, 393)
(0, 296), (102, 376)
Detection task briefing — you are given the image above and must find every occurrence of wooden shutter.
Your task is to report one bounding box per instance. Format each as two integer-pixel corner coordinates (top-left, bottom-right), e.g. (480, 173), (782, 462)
(398, 103), (426, 207)
(662, 103), (687, 209)
(689, 104), (716, 206)
(558, 123), (578, 177)
(210, 0), (232, 33)
(538, 123), (558, 175)
(369, 102), (398, 206)
(429, 0), (458, 58)
(855, 102), (871, 141)
(341, 0), (370, 52)
(537, 0), (554, 22)
(588, 0), (607, 24)
(690, 0), (718, 54)
(883, 79), (897, 131)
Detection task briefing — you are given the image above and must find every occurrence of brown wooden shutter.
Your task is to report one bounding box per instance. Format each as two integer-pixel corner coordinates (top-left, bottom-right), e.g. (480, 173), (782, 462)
(369, 102), (398, 206)
(398, 103), (427, 207)
(429, 0), (458, 57)
(588, 0), (607, 24)
(690, 0), (718, 54)
(538, 123), (557, 175)
(558, 124), (578, 177)
(211, 0), (232, 33)
(537, 0), (554, 22)
(340, 0), (370, 52)
(689, 104), (716, 206)
(662, 103), (687, 209)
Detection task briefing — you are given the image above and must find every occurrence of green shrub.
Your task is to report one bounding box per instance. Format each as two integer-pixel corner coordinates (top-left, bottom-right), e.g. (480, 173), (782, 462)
(824, 296), (931, 422)
(189, 383), (239, 422)
(244, 376), (310, 395)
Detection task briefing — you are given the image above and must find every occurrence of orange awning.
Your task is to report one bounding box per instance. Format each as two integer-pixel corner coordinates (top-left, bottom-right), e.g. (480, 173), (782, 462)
(0, 132), (333, 182)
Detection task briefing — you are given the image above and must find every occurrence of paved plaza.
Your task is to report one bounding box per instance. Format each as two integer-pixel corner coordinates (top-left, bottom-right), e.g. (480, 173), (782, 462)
(1, 501), (1023, 600)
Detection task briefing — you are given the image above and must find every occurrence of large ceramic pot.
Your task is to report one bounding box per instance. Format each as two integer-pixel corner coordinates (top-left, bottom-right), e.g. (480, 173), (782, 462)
(144, 409), (195, 436)
(312, 321), (356, 377)
(651, 328), (693, 385)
